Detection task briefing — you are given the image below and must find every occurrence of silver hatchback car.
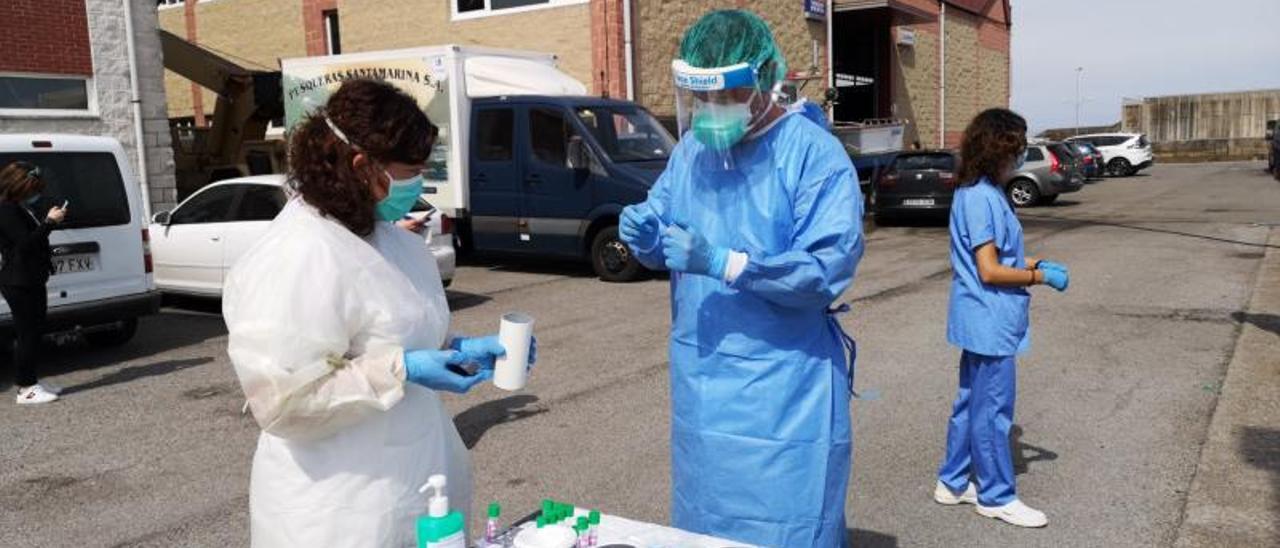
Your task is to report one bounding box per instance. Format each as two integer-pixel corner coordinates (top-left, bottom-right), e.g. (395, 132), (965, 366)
(1006, 142), (1086, 207)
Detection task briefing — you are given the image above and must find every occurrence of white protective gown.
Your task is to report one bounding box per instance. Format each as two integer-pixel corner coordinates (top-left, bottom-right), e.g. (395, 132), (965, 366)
(222, 198), (470, 547)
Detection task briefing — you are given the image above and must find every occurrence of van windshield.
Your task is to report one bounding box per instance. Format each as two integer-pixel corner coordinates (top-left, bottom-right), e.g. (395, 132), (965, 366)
(575, 107), (675, 163)
(0, 152), (132, 229)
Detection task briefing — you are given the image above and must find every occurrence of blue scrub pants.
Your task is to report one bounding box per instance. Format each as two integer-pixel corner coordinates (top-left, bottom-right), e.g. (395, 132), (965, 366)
(938, 351), (1017, 506)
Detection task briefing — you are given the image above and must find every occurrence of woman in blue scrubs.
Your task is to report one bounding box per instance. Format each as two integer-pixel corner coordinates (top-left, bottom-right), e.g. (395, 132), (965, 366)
(933, 108), (1069, 528)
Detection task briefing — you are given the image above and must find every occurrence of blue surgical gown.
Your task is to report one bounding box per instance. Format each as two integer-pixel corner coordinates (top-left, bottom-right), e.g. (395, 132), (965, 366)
(631, 113), (864, 547)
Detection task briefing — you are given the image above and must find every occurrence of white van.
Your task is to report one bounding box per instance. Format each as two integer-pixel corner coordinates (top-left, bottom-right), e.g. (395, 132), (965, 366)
(0, 135), (161, 347)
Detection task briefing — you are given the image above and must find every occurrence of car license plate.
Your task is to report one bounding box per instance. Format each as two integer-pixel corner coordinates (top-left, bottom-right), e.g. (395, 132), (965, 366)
(904, 199), (935, 207)
(53, 254), (96, 275)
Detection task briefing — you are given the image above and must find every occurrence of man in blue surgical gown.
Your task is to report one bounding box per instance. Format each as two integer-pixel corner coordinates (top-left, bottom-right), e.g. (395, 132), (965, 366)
(618, 9), (864, 548)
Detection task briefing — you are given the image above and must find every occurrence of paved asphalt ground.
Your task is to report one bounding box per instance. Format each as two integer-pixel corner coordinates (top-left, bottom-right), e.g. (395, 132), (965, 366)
(1, 162), (1276, 547)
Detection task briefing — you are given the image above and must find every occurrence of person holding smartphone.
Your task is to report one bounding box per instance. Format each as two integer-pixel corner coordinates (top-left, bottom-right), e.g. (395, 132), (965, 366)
(0, 162), (67, 404)
(932, 108), (1069, 528)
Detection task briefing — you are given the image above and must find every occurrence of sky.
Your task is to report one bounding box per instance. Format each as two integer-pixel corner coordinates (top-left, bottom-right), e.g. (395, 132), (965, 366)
(1011, 0), (1280, 134)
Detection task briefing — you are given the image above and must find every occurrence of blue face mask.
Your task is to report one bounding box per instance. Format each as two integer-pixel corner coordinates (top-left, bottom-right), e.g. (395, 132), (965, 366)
(1013, 149), (1028, 171)
(375, 171), (424, 222)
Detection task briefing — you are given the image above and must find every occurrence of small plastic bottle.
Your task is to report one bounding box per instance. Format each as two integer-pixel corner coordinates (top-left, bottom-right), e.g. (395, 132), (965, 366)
(484, 502), (501, 545)
(587, 510), (601, 547)
(575, 517), (589, 547)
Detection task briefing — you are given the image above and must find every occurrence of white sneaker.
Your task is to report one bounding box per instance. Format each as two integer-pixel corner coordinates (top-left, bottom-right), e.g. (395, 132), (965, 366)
(38, 381), (63, 395)
(934, 481), (978, 505)
(16, 384), (59, 405)
(975, 499), (1048, 528)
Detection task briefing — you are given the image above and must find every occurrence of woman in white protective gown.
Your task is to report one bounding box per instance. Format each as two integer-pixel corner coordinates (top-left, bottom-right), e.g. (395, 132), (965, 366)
(222, 79), (527, 547)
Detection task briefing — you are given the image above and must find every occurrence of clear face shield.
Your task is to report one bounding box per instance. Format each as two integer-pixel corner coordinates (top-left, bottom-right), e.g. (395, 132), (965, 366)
(672, 60), (768, 170)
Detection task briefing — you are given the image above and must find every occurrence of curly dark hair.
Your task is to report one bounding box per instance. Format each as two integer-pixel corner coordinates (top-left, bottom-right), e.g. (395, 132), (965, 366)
(957, 108), (1027, 186)
(288, 79), (437, 236)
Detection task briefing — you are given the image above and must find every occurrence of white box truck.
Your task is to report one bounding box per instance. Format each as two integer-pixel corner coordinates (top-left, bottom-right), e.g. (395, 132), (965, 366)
(282, 45), (676, 281)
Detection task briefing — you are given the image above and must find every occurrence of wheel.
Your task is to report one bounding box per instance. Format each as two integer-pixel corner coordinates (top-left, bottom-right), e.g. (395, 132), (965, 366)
(1040, 194), (1060, 205)
(590, 225), (643, 282)
(83, 319), (138, 348)
(1108, 158), (1134, 177)
(1007, 179), (1041, 208)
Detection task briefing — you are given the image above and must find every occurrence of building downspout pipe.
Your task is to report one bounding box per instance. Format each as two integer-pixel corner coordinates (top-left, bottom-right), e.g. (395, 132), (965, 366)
(826, 0), (834, 124)
(122, 0), (153, 220)
(623, 0), (634, 101)
(938, 1), (946, 149)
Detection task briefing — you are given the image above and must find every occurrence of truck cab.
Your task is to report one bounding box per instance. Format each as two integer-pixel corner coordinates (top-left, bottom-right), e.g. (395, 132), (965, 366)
(464, 96), (673, 281)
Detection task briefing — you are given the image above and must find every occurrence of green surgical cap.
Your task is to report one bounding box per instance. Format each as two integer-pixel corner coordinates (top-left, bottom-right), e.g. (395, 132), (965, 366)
(679, 10), (788, 91)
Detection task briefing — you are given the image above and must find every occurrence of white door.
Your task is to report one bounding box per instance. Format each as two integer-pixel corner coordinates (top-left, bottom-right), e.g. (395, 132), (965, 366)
(220, 184), (287, 290)
(151, 184), (240, 296)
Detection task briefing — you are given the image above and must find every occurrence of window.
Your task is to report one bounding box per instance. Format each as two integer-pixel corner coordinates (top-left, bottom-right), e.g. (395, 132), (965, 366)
(233, 186), (286, 222)
(1025, 148), (1045, 162)
(576, 107), (675, 163)
(454, 0), (585, 19)
(171, 185), (239, 225)
(893, 153), (955, 171)
(1136, 134), (1150, 148)
(475, 109), (514, 162)
(1049, 144), (1076, 159)
(157, 0), (184, 7)
(0, 152), (131, 229)
(529, 108), (576, 167)
(323, 10), (341, 55)
(0, 75), (92, 113)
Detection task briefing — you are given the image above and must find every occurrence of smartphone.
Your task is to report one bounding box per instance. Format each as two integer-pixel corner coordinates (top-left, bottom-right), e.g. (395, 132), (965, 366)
(447, 362), (479, 377)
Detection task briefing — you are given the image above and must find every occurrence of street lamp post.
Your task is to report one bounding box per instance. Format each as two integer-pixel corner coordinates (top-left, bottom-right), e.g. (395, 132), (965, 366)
(1075, 67), (1084, 136)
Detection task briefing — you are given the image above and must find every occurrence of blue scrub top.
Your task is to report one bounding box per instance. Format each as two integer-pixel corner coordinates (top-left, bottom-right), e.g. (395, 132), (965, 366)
(947, 178), (1030, 356)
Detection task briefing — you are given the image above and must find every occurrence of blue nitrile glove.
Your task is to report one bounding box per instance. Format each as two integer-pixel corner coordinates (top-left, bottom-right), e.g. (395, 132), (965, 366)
(1041, 267), (1069, 292)
(404, 349), (493, 393)
(620, 203), (661, 252)
(1036, 260), (1068, 274)
(661, 225), (730, 279)
(451, 335), (539, 371)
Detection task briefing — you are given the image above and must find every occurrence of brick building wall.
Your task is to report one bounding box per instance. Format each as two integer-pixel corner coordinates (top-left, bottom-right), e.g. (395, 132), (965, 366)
(303, 0), (339, 56)
(158, 0), (307, 120)
(0, 0), (94, 76)
(635, 0), (829, 120)
(160, 0), (595, 120)
(2, 0), (177, 213)
(883, 0), (1010, 148)
(339, 0), (593, 92)
(892, 22), (940, 148)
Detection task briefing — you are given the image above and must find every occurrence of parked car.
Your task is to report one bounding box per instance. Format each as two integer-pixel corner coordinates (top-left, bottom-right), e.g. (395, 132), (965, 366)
(149, 175), (455, 297)
(1006, 142), (1085, 207)
(1267, 119), (1277, 176)
(0, 135), (161, 347)
(870, 150), (958, 223)
(1071, 141), (1105, 180)
(1066, 133), (1154, 176)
